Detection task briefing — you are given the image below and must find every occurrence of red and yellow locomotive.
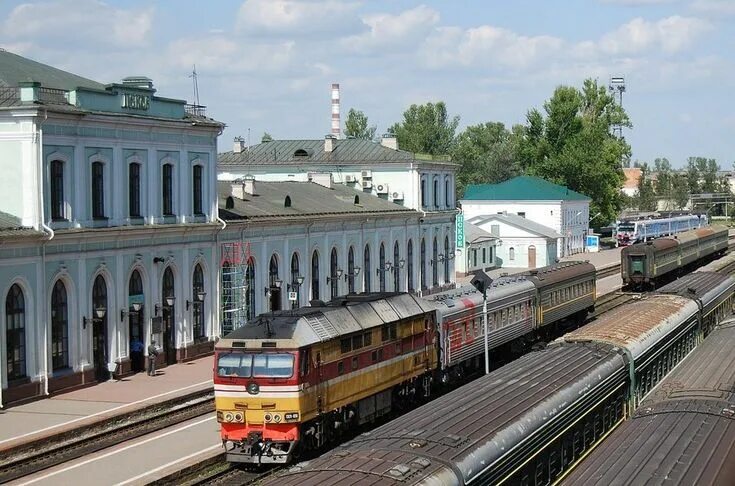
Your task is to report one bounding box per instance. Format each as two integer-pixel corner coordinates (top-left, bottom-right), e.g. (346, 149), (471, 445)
(214, 293), (437, 463)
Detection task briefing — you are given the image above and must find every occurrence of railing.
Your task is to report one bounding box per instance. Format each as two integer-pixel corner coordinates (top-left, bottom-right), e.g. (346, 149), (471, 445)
(185, 104), (207, 117)
(38, 87), (69, 104)
(0, 87), (19, 106)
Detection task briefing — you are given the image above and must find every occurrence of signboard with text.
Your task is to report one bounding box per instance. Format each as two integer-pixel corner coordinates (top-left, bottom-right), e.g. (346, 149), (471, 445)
(456, 213), (465, 248)
(586, 235), (600, 253)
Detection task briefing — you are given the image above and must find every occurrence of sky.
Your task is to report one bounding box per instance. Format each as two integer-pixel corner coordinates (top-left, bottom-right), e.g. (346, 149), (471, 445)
(0, 0), (733, 167)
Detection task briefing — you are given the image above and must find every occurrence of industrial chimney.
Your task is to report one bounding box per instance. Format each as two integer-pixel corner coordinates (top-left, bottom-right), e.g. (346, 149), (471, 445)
(331, 83), (340, 139)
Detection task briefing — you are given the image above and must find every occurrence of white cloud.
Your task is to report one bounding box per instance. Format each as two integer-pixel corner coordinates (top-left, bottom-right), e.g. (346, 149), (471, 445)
(691, 0), (735, 15)
(166, 36), (296, 74)
(342, 5), (440, 53)
(237, 0), (361, 36)
(597, 16), (711, 55)
(3, 0), (153, 48)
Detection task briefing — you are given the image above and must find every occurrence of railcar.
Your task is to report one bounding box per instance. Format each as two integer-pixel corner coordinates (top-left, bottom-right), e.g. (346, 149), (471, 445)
(265, 273), (735, 485)
(621, 225), (728, 289)
(214, 292), (438, 464)
(616, 214), (705, 246)
(561, 318), (735, 486)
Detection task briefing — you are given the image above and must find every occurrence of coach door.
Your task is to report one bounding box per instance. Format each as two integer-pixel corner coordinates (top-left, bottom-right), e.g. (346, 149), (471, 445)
(528, 245), (537, 269)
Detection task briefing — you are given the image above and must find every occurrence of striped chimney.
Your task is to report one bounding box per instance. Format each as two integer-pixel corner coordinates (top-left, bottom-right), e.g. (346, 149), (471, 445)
(331, 83), (340, 139)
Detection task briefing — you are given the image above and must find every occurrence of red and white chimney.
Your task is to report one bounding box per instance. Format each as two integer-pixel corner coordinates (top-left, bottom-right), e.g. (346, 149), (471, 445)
(331, 83), (340, 139)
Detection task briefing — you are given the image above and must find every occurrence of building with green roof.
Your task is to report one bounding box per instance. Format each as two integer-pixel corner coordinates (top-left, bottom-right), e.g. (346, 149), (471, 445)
(460, 176), (590, 258)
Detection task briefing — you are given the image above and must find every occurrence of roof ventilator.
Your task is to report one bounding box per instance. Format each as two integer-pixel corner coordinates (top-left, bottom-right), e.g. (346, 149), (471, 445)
(387, 465), (411, 478)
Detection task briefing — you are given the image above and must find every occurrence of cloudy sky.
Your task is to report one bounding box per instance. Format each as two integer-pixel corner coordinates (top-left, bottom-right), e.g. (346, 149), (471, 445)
(1, 0), (733, 167)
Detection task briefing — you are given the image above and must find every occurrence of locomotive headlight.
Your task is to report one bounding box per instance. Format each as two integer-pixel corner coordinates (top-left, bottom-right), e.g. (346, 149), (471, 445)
(273, 414), (282, 423)
(264, 413), (273, 422)
(234, 411), (244, 423)
(224, 411), (234, 423)
(284, 412), (300, 421)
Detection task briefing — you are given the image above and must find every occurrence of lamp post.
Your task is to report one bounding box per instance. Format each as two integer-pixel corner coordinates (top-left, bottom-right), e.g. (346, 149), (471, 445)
(470, 271), (493, 375)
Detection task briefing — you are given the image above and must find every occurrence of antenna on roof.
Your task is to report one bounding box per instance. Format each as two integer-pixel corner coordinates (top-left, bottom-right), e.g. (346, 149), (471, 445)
(189, 65), (200, 106)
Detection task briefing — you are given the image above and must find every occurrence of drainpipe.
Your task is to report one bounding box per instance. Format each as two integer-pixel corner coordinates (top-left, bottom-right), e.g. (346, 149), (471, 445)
(38, 108), (52, 396)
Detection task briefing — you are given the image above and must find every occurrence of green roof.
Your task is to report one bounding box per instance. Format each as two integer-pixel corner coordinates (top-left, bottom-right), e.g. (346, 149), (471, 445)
(463, 176), (590, 202)
(0, 50), (106, 91)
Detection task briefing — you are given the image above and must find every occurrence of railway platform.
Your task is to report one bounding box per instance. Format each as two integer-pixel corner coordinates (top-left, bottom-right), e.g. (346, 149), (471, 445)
(0, 355), (213, 454)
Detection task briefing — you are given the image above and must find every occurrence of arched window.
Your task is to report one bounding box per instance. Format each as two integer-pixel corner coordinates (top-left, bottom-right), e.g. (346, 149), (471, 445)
(432, 237), (438, 286)
(51, 280), (69, 370)
(91, 161), (105, 219)
(162, 163), (174, 216)
(129, 163), (141, 218)
(445, 176), (451, 207)
(330, 248), (339, 299)
(91, 275), (108, 380)
(245, 258), (256, 320)
(6, 284), (26, 380)
(50, 160), (65, 221)
(420, 239), (427, 291)
(420, 178), (427, 208)
(379, 243), (386, 292)
(354, 195), (360, 205)
(433, 177), (439, 208)
(269, 255), (281, 312)
(290, 253), (300, 309)
(509, 247), (515, 261)
(444, 236), (451, 284)
(128, 270), (145, 346)
(407, 240), (414, 292)
(284, 195), (292, 208)
(393, 241), (400, 291)
(311, 251), (320, 301)
(363, 244), (371, 292)
(347, 246), (356, 294)
(162, 267), (175, 363)
(192, 165), (203, 215)
(192, 264), (205, 339)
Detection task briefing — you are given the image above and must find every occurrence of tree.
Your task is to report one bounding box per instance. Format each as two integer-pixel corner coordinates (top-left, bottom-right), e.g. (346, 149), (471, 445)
(671, 175), (690, 209)
(388, 101), (459, 155)
(261, 132), (273, 143)
(344, 108), (377, 140)
(636, 163), (657, 211)
(686, 158), (700, 194)
(654, 158), (673, 210)
(515, 78), (631, 225)
(452, 122), (521, 197)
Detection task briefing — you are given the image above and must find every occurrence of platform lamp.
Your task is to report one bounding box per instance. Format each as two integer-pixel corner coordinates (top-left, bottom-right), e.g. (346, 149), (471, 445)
(186, 291), (207, 310)
(264, 279), (283, 295)
(470, 271), (493, 375)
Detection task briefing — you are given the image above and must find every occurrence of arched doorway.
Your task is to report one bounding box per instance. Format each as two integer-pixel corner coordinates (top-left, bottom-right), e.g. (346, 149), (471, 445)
(91, 275), (108, 382)
(407, 240), (414, 292)
(162, 267), (176, 365)
(290, 253), (300, 309)
(269, 255), (282, 311)
(528, 245), (537, 269)
(245, 258), (256, 321)
(192, 265), (205, 340)
(5, 284), (26, 382)
(330, 248), (339, 299)
(444, 236), (451, 284)
(128, 270), (145, 372)
(51, 280), (69, 371)
(393, 241), (400, 291)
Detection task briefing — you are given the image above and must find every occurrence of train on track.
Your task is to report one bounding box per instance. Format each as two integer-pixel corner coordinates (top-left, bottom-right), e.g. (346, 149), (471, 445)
(561, 317), (735, 486)
(263, 271), (735, 485)
(616, 214), (706, 246)
(621, 225), (729, 290)
(214, 261), (597, 464)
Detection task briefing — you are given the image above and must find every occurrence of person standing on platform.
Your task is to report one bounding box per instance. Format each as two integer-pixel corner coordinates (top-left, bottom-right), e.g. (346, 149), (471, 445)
(147, 340), (159, 376)
(130, 338), (144, 372)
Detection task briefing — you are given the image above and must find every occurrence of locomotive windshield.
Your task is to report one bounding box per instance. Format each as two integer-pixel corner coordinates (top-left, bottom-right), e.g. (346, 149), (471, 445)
(618, 224), (635, 232)
(217, 352), (294, 378)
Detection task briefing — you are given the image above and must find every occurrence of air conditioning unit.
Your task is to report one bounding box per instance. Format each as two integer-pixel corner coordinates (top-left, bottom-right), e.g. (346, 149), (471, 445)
(345, 175), (355, 183)
(376, 184), (389, 194)
(362, 180), (373, 189)
(361, 170), (373, 179)
(391, 191), (404, 200)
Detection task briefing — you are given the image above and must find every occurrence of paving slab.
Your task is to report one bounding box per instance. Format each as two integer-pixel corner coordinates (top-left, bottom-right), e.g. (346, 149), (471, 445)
(0, 355), (214, 452)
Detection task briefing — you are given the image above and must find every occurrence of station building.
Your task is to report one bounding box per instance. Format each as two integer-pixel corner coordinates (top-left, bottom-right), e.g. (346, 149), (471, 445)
(460, 176), (590, 258)
(0, 51), (223, 405)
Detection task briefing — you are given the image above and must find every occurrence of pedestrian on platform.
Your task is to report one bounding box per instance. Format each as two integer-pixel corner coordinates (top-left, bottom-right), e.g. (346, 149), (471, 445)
(130, 337), (144, 372)
(147, 340), (159, 376)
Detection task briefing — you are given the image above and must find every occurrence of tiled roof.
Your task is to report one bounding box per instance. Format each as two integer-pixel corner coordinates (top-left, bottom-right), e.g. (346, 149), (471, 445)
(464, 222), (496, 243)
(468, 213), (562, 239)
(463, 176), (590, 201)
(0, 210), (41, 238)
(218, 139), (453, 166)
(0, 50), (106, 91)
(623, 168), (642, 189)
(218, 180), (418, 220)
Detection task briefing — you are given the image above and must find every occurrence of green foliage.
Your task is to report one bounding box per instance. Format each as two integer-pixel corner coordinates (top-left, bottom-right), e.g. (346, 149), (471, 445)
(451, 122), (521, 198)
(515, 78), (630, 225)
(344, 108), (377, 140)
(389, 101), (459, 155)
(671, 175), (690, 209)
(636, 163), (657, 211)
(261, 132), (273, 143)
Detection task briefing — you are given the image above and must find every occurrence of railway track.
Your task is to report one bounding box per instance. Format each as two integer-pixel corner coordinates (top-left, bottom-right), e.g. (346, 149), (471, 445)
(0, 390), (214, 484)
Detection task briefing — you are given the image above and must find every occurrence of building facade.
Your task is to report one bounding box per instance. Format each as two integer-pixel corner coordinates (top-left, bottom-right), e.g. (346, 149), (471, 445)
(455, 221), (498, 276)
(460, 176), (590, 257)
(0, 51), (223, 405)
(468, 214), (560, 268)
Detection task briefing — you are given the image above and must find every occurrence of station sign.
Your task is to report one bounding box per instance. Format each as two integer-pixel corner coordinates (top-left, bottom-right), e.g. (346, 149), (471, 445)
(288, 291), (298, 302)
(456, 213), (465, 248)
(586, 235), (600, 253)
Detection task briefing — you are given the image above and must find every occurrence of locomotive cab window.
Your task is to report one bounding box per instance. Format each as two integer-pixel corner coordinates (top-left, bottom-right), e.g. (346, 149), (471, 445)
(216, 352), (295, 378)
